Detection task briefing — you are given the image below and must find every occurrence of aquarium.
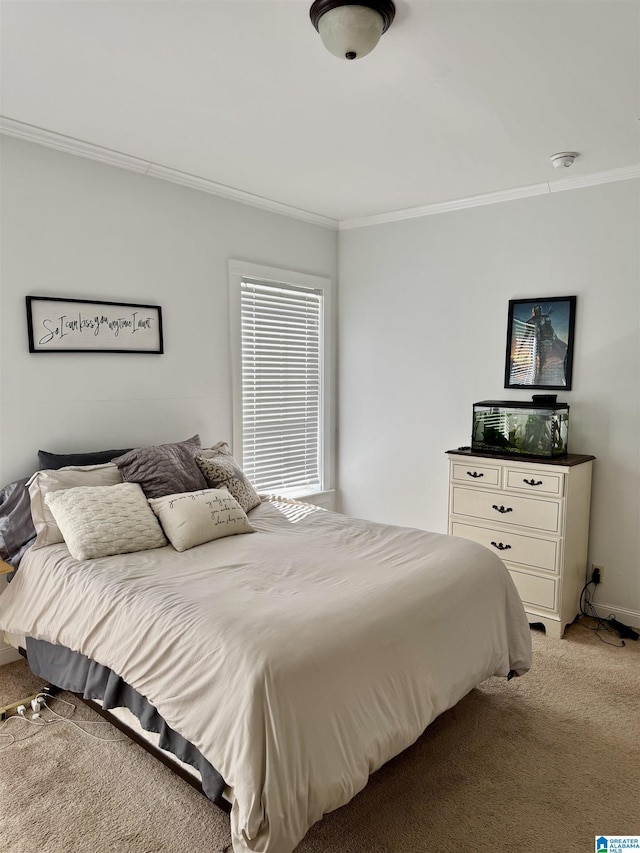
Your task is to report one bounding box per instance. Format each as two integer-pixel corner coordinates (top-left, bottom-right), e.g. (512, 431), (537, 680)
(472, 399), (569, 457)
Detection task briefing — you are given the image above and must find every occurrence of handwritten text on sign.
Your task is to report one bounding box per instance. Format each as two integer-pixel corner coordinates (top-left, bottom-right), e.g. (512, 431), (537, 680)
(27, 298), (163, 353)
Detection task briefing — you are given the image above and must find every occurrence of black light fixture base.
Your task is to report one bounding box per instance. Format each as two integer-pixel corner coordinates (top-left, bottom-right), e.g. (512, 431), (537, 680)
(310, 0), (396, 34)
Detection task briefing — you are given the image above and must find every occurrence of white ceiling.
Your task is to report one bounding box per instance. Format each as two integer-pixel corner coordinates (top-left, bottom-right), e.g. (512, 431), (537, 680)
(1, 1), (639, 224)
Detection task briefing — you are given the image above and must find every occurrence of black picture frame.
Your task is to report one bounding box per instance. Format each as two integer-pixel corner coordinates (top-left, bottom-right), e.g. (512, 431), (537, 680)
(504, 296), (576, 390)
(26, 296), (163, 354)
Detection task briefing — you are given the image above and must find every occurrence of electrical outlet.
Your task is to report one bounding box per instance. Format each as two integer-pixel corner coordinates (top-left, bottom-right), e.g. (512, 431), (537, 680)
(591, 564), (604, 584)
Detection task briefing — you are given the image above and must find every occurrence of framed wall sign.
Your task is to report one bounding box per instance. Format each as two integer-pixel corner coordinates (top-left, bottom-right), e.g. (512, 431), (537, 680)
(504, 296), (576, 390)
(26, 296), (163, 354)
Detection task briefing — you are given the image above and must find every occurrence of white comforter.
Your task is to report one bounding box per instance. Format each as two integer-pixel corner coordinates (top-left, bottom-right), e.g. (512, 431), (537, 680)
(0, 498), (531, 853)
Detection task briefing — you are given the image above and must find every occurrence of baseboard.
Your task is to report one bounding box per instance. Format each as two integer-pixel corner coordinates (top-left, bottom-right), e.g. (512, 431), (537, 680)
(592, 603), (640, 631)
(0, 642), (21, 666)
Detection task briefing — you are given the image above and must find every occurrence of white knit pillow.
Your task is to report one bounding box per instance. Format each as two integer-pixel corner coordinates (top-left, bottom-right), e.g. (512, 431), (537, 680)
(44, 482), (167, 560)
(28, 463), (124, 549)
(148, 488), (254, 552)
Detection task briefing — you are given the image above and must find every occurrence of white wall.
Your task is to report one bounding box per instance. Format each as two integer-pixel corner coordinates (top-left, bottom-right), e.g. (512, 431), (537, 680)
(0, 136), (337, 661)
(0, 136), (337, 482)
(337, 180), (640, 623)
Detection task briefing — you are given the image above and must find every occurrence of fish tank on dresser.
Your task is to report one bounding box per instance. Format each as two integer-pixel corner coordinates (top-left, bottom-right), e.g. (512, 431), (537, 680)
(472, 397), (569, 458)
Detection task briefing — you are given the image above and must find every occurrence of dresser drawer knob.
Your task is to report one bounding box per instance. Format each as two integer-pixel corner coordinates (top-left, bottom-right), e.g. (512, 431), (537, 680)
(492, 504), (513, 514)
(523, 478), (543, 486)
(466, 471), (484, 478)
(491, 541), (512, 551)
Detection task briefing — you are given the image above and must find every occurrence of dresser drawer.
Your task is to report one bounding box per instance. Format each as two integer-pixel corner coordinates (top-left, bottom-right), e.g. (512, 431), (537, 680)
(508, 568), (556, 611)
(451, 521), (559, 573)
(451, 461), (500, 487)
(505, 467), (564, 497)
(451, 486), (562, 534)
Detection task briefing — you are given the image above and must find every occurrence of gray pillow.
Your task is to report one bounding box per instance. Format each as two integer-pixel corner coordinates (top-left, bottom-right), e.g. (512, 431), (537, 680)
(113, 435), (207, 500)
(196, 443), (261, 513)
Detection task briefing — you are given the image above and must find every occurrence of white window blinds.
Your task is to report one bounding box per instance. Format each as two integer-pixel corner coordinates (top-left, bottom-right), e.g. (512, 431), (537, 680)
(240, 278), (324, 496)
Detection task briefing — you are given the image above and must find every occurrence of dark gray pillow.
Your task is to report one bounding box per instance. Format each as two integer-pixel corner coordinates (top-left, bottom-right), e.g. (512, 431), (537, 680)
(38, 447), (132, 470)
(0, 476), (36, 571)
(113, 435), (207, 500)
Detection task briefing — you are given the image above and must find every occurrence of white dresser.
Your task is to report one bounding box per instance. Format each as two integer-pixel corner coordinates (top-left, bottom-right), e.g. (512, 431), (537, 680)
(446, 449), (595, 638)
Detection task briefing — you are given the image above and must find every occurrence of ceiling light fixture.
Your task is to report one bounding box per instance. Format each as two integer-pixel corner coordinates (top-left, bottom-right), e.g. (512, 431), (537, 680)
(550, 152), (579, 169)
(310, 1), (396, 60)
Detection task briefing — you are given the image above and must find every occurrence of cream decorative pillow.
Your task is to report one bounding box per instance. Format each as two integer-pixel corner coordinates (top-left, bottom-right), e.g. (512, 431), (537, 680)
(196, 443), (261, 513)
(148, 488), (255, 552)
(44, 482), (167, 561)
(28, 463), (124, 549)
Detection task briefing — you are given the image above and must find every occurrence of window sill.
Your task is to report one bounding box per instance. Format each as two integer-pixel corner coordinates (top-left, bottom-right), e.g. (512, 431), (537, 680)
(263, 489), (336, 511)
(297, 489), (336, 510)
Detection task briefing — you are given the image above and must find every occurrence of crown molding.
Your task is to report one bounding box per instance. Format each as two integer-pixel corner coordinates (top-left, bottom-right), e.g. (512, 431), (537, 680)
(0, 116), (150, 174)
(339, 164), (640, 230)
(339, 183), (550, 230)
(144, 163), (337, 228)
(547, 163), (640, 193)
(0, 116), (339, 231)
(2, 116), (637, 233)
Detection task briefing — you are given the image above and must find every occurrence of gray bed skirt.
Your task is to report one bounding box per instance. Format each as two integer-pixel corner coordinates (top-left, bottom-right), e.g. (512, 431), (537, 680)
(26, 637), (227, 807)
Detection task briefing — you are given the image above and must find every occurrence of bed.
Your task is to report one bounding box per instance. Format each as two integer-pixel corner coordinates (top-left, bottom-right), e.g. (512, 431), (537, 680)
(0, 436), (532, 853)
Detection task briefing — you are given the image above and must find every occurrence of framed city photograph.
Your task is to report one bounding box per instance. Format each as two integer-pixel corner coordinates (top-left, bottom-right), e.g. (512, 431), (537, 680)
(504, 296), (576, 390)
(26, 296), (163, 354)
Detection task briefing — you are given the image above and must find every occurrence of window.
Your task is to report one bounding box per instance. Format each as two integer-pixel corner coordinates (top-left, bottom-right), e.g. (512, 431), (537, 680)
(229, 261), (332, 498)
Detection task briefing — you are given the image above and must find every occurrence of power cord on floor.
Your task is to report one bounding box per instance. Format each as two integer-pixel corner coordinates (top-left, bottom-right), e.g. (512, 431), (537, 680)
(0, 691), (125, 752)
(577, 579), (626, 647)
(34, 692), (126, 742)
(0, 706), (47, 752)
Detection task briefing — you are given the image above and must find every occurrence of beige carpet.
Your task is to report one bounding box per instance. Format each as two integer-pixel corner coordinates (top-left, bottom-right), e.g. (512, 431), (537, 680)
(1, 620), (638, 853)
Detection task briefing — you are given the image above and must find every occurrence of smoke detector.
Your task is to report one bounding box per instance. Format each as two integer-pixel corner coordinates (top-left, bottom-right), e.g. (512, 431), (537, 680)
(550, 152), (579, 169)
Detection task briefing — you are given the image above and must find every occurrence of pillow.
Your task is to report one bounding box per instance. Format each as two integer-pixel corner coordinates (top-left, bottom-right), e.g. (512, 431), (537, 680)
(44, 482), (167, 561)
(148, 488), (254, 552)
(196, 443), (261, 512)
(28, 463), (123, 549)
(38, 447), (132, 470)
(113, 435), (207, 500)
(0, 476), (36, 569)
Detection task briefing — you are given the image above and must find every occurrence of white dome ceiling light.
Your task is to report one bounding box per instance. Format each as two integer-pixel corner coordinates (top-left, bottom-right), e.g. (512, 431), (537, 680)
(550, 152), (580, 169)
(310, 1), (396, 60)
